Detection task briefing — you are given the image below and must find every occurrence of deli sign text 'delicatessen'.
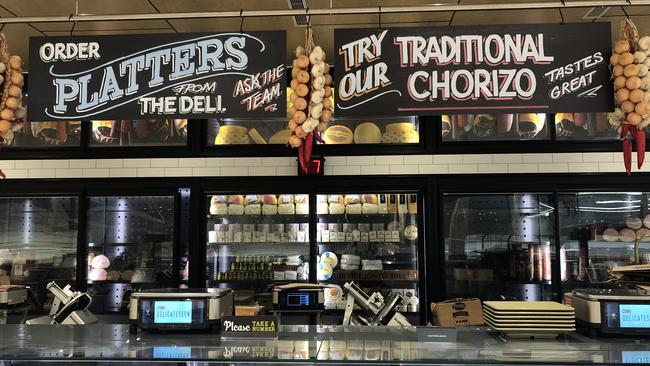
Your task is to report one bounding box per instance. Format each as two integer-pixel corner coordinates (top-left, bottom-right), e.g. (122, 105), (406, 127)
(334, 23), (613, 116)
(28, 32), (286, 120)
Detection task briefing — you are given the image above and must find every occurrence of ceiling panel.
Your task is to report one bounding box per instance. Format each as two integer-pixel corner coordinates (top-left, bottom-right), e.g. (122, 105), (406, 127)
(0, 0), (156, 16)
(35, 20), (172, 32)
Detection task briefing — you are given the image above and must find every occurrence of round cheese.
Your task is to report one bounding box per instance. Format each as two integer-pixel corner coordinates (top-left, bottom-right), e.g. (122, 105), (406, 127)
(404, 225), (418, 240)
(354, 122), (382, 144)
(626, 216), (643, 230)
(317, 263), (333, 281)
(215, 133), (251, 145)
(385, 122), (415, 134)
(637, 228), (650, 242)
(619, 228), (636, 242)
(321, 252), (338, 268)
(602, 228), (619, 242)
(269, 129), (292, 144)
(218, 125), (248, 134)
(323, 125), (353, 144)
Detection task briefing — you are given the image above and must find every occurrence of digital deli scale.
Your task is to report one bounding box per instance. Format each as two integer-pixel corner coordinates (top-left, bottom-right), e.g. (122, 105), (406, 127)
(129, 288), (234, 333)
(564, 288), (650, 336)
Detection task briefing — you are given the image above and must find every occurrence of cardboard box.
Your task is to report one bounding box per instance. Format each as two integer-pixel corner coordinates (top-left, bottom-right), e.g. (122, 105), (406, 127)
(431, 298), (484, 327)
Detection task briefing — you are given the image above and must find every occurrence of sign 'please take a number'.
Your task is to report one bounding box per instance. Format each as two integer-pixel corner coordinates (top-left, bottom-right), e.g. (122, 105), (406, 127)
(334, 23), (614, 116)
(27, 31), (286, 120)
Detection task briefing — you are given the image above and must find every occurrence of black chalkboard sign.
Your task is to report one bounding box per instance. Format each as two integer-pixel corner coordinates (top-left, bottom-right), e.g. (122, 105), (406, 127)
(28, 31), (286, 120)
(221, 316), (278, 338)
(334, 23), (613, 116)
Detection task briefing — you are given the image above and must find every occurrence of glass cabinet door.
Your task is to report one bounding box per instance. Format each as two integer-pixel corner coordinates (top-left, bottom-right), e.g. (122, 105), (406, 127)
(558, 192), (650, 292)
(0, 196), (78, 311)
(206, 194), (310, 310)
(86, 196), (175, 313)
(316, 193), (421, 319)
(443, 193), (555, 301)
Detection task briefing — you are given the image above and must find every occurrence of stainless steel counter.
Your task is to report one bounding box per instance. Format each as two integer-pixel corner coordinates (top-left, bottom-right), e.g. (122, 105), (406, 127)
(0, 324), (648, 364)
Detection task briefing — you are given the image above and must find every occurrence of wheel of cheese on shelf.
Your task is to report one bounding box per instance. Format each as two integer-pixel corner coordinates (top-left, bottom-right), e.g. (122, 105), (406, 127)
(227, 204), (244, 215)
(260, 195), (278, 205)
(353, 122), (382, 144)
(362, 203), (379, 214)
(106, 271), (121, 281)
(269, 129), (292, 144)
(321, 252), (338, 268)
(627, 217), (644, 230)
(328, 195), (344, 203)
(637, 228), (650, 241)
(329, 203), (345, 215)
(228, 195), (244, 205)
(294, 194), (308, 204)
(644, 214), (650, 229)
(317, 263), (333, 281)
(121, 270), (134, 282)
(317, 202), (329, 214)
(296, 203), (309, 215)
(323, 125), (353, 144)
(244, 204), (262, 215)
(404, 225), (418, 240)
(602, 228), (619, 242)
(345, 203), (362, 214)
(619, 228), (636, 242)
(88, 268), (107, 281)
(211, 195), (227, 205)
(278, 203), (295, 215)
(262, 204), (278, 215)
(278, 194), (294, 204)
(344, 195), (361, 204)
(244, 195), (259, 205)
(382, 122), (419, 143)
(361, 194), (378, 204)
(215, 125), (252, 145)
(210, 204), (228, 215)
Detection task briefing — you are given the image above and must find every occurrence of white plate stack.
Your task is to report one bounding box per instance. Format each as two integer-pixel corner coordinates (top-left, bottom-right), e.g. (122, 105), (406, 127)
(483, 301), (575, 339)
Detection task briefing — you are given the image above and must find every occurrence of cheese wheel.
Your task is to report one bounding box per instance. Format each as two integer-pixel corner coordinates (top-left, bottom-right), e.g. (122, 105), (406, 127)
(228, 195), (244, 205)
(321, 252), (338, 268)
(219, 125), (248, 134)
(602, 228), (619, 242)
(644, 214), (650, 229)
(626, 216), (643, 230)
(215, 133), (251, 145)
(262, 204), (278, 215)
(88, 268), (107, 281)
(244, 204), (262, 215)
(345, 203), (362, 214)
(619, 228), (636, 242)
(385, 122), (416, 134)
(353, 122), (382, 144)
(269, 129), (292, 144)
(637, 228), (650, 242)
(91, 255), (111, 269)
(323, 125), (353, 144)
(227, 204), (244, 215)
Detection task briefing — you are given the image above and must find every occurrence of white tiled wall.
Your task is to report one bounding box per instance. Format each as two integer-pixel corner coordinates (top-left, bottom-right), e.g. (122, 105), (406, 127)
(0, 152), (637, 179)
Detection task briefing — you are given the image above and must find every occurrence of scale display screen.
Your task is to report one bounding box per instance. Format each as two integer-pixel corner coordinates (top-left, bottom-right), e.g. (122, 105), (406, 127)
(138, 298), (208, 330)
(619, 304), (650, 328)
(603, 302), (650, 334)
(154, 301), (192, 324)
(287, 292), (310, 307)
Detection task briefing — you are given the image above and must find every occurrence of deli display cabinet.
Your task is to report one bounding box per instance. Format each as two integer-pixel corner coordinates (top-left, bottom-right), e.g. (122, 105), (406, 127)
(316, 192), (422, 323)
(442, 193), (556, 301)
(558, 191), (650, 292)
(0, 196), (78, 311)
(205, 193), (310, 312)
(86, 195), (176, 313)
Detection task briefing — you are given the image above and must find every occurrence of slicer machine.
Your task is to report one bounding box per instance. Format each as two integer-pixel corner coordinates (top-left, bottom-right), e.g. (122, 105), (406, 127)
(26, 282), (98, 325)
(342, 281), (411, 326)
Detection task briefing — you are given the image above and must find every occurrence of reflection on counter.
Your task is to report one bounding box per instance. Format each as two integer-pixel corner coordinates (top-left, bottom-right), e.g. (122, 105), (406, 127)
(559, 192), (650, 292)
(0, 196), (78, 311)
(4, 122), (81, 147)
(443, 193), (555, 301)
(86, 196), (175, 313)
(441, 114), (547, 141)
(90, 120), (187, 146)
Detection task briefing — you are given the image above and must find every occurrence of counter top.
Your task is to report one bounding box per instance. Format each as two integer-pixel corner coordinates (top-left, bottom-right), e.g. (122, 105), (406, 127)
(0, 324), (648, 364)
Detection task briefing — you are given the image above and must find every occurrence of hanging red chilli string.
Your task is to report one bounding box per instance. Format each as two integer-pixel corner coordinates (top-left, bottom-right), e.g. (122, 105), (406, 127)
(608, 20), (650, 175)
(287, 26), (333, 173)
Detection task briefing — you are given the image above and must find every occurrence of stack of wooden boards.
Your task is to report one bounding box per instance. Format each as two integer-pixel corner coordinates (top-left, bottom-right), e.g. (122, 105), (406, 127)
(483, 301), (575, 338)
